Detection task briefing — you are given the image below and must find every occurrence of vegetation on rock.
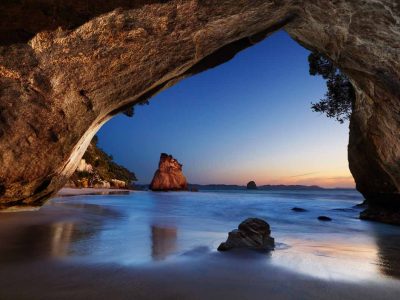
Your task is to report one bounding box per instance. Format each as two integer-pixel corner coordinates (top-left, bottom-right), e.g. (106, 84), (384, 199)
(69, 136), (137, 188)
(308, 52), (355, 124)
(123, 100), (150, 117)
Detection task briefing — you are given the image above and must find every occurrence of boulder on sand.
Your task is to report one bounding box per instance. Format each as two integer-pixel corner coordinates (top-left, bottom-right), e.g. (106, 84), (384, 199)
(218, 218), (275, 251)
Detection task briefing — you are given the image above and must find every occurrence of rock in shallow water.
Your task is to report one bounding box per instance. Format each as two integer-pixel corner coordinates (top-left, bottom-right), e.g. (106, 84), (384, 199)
(246, 181), (257, 190)
(218, 218), (275, 252)
(292, 207), (308, 212)
(318, 216), (332, 221)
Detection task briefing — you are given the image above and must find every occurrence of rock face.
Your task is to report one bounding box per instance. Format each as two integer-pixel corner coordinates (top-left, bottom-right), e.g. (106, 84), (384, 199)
(246, 181), (258, 190)
(0, 1), (399, 220)
(110, 179), (127, 189)
(218, 218), (275, 251)
(360, 207), (400, 226)
(76, 159), (94, 173)
(149, 153), (188, 191)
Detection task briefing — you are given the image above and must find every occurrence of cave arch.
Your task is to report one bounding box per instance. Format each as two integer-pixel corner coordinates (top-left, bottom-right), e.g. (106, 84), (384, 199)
(0, 1), (399, 222)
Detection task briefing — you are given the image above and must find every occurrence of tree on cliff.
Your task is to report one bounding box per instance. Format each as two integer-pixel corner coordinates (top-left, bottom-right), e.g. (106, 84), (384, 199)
(73, 136), (137, 186)
(308, 52), (355, 123)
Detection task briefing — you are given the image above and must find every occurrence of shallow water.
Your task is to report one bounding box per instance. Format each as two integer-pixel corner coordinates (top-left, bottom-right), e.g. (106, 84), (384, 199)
(1, 189), (400, 299)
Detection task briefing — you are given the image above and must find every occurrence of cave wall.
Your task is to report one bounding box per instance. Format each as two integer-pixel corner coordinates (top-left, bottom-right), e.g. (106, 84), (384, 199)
(0, 0), (399, 216)
(285, 0), (400, 206)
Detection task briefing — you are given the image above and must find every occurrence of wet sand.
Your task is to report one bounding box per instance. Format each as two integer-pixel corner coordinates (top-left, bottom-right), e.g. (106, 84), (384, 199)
(1, 252), (400, 300)
(57, 187), (132, 197)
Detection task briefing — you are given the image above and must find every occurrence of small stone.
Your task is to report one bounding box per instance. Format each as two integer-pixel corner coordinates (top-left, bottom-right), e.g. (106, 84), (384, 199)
(292, 207), (308, 212)
(318, 216), (332, 221)
(246, 181), (257, 190)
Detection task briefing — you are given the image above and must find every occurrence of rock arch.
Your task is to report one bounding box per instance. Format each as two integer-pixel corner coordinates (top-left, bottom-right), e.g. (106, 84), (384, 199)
(0, 1), (399, 221)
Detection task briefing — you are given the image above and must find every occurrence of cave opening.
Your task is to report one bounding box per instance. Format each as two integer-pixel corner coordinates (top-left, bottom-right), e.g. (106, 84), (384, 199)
(1, 3), (400, 296)
(94, 30), (355, 191)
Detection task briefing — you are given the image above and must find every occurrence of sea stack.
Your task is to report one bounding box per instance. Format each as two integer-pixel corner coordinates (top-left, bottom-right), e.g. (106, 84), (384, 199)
(149, 153), (188, 191)
(247, 181), (258, 190)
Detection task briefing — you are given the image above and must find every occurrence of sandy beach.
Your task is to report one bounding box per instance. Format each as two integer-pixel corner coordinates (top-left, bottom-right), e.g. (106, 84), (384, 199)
(1, 251), (399, 300)
(57, 187), (133, 197)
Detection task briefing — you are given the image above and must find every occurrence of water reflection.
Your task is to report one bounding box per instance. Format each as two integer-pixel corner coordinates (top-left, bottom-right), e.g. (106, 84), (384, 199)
(0, 222), (78, 262)
(374, 234), (400, 279)
(0, 203), (123, 263)
(151, 225), (178, 261)
(50, 222), (75, 257)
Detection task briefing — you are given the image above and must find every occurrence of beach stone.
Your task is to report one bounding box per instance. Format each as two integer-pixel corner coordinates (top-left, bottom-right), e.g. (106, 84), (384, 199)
(0, 0), (400, 223)
(246, 181), (258, 190)
(318, 216), (332, 221)
(292, 207), (308, 212)
(110, 179), (127, 189)
(149, 153), (188, 191)
(218, 218), (275, 251)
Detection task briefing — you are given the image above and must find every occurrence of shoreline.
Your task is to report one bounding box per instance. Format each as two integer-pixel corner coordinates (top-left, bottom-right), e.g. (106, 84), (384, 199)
(57, 187), (134, 197)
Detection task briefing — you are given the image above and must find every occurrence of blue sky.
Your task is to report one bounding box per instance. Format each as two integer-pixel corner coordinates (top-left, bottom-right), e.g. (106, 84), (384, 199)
(98, 30), (354, 188)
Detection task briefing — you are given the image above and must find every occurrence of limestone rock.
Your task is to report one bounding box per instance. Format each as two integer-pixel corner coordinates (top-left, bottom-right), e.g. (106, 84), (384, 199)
(149, 153), (188, 191)
(76, 159), (94, 173)
(64, 180), (78, 189)
(360, 207), (400, 226)
(218, 218), (275, 251)
(0, 0), (399, 221)
(93, 180), (111, 189)
(246, 181), (258, 190)
(111, 179), (126, 189)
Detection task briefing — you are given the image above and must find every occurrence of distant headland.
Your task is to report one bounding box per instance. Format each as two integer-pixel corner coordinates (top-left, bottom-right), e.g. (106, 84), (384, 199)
(136, 183), (355, 191)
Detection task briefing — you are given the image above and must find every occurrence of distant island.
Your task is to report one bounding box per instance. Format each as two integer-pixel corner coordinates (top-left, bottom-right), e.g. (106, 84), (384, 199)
(246, 181), (258, 190)
(189, 184), (325, 190)
(135, 183), (355, 191)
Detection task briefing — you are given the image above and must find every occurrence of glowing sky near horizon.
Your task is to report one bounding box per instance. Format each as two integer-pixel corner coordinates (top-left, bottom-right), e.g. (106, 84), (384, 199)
(98, 30), (355, 188)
